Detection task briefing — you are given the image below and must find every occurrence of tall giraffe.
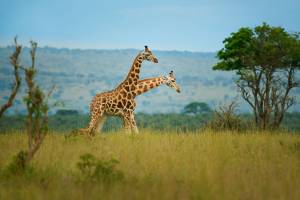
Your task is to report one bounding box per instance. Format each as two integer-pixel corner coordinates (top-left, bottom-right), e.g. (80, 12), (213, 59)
(83, 46), (158, 135)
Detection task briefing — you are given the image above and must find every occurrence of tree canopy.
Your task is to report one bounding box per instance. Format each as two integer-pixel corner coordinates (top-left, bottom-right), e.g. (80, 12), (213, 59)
(214, 23), (300, 129)
(183, 102), (212, 115)
(214, 23), (300, 72)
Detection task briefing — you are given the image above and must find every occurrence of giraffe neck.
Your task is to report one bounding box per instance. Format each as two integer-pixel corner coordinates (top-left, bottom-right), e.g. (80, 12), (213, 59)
(126, 52), (143, 80)
(117, 52), (144, 92)
(135, 76), (166, 95)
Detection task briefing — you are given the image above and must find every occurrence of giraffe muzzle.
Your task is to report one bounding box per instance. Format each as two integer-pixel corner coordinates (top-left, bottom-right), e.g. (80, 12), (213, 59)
(153, 58), (158, 63)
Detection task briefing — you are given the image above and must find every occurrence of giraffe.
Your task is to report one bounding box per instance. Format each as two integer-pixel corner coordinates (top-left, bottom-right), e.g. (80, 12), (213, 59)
(82, 46), (158, 135)
(83, 70), (181, 135)
(135, 70), (181, 95)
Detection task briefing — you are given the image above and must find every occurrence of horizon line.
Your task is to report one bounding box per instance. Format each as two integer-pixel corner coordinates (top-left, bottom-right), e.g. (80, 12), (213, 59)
(0, 44), (218, 54)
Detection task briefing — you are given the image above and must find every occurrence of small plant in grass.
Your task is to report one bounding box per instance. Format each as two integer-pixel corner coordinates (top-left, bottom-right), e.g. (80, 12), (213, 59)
(77, 153), (124, 184)
(2, 151), (35, 178)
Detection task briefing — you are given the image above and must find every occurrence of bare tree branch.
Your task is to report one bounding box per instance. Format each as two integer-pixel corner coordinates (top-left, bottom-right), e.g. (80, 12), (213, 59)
(0, 37), (22, 118)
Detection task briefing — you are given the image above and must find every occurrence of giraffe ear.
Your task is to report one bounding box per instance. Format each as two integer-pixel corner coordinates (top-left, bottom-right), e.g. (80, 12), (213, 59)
(144, 45), (149, 52)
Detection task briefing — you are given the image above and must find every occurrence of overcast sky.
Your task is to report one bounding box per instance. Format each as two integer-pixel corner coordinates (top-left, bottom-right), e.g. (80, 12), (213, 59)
(1, 0), (299, 51)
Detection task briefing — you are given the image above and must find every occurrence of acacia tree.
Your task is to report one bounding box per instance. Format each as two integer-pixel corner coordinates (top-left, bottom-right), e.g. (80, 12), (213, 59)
(0, 38), (21, 118)
(214, 23), (300, 129)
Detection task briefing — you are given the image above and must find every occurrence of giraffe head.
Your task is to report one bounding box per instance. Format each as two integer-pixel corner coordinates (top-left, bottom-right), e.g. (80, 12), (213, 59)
(141, 46), (158, 63)
(163, 70), (181, 93)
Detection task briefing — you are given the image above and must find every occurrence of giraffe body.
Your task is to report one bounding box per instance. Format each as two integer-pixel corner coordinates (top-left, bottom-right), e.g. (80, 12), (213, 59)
(89, 89), (137, 133)
(86, 70), (180, 135)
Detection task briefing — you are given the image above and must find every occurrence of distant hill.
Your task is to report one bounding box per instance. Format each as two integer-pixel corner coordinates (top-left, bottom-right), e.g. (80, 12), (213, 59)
(0, 46), (299, 114)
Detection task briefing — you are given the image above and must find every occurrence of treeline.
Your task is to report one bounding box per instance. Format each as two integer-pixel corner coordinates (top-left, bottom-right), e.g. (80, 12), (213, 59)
(1, 112), (300, 133)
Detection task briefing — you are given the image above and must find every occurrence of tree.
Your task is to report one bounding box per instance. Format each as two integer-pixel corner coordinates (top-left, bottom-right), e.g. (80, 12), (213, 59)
(214, 23), (300, 129)
(183, 102), (212, 115)
(21, 41), (54, 165)
(0, 37), (21, 118)
(3, 40), (54, 172)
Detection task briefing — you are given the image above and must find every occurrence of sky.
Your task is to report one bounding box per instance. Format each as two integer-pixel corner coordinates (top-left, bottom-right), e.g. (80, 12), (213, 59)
(0, 0), (299, 52)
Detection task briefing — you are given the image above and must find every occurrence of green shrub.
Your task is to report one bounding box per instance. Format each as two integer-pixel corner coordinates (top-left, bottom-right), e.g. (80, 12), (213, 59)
(2, 151), (35, 177)
(77, 153), (124, 184)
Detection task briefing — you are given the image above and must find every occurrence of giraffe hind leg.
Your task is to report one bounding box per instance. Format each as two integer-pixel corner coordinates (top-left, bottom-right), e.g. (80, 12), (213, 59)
(85, 110), (104, 136)
(96, 115), (107, 134)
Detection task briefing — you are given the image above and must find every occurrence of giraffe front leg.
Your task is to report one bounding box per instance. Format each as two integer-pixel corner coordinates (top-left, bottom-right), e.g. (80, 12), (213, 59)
(121, 114), (132, 134)
(129, 113), (139, 134)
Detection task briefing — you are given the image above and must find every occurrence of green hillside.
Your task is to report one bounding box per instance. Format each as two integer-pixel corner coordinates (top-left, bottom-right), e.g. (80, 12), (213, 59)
(1, 47), (299, 114)
(0, 47), (236, 114)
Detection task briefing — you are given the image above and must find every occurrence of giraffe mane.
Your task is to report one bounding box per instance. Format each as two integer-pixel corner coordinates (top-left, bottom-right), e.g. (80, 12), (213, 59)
(137, 77), (160, 83)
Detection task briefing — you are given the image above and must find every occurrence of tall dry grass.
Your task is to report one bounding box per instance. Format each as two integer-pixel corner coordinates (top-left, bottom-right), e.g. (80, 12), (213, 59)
(0, 130), (300, 200)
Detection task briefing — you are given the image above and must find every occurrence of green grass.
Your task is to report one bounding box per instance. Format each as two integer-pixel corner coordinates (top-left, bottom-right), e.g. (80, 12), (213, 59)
(0, 130), (300, 200)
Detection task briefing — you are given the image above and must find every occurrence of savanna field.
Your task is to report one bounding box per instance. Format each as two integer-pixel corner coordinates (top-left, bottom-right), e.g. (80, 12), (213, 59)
(1, 1), (300, 200)
(1, 130), (300, 200)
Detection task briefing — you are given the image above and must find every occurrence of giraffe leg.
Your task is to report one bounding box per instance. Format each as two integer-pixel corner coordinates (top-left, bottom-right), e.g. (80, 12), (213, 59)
(129, 113), (139, 134)
(121, 112), (138, 134)
(85, 109), (104, 136)
(121, 114), (131, 134)
(96, 115), (107, 134)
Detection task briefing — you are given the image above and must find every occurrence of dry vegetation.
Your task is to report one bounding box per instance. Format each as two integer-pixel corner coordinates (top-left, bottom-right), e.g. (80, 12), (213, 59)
(0, 130), (300, 200)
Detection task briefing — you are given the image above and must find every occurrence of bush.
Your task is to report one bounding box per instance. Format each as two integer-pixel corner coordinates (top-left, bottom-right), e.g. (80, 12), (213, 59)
(77, 153), (124, 184)
(206, 101), (247, 131)
(2, 151), (35, 177)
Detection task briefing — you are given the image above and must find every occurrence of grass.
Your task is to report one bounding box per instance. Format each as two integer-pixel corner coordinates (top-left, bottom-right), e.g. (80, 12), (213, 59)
(0, 130), (300, 200)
